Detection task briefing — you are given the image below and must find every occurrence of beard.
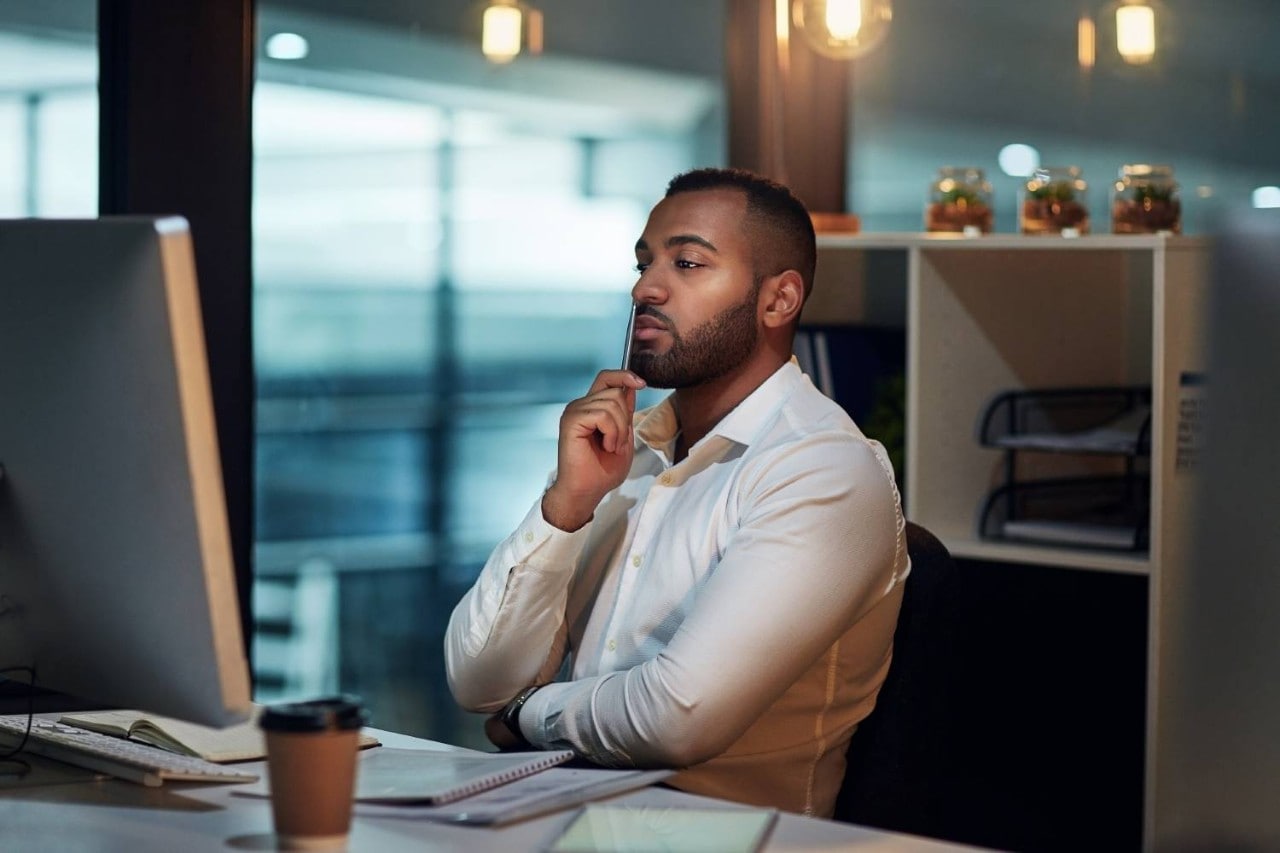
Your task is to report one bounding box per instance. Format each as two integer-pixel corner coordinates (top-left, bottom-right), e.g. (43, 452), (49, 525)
(629, 286), (760, 389)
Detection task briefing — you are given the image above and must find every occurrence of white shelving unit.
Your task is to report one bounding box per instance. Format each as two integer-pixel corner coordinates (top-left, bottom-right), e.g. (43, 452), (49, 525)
(811, 232), (1209, 575)
(810, 232), (1211, 845)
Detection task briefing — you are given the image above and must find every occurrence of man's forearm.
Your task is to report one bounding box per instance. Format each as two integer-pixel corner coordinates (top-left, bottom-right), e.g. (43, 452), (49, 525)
(443, 498), (589, 710)
(515, 661), (743, 769)
(444, 566), (573, 710)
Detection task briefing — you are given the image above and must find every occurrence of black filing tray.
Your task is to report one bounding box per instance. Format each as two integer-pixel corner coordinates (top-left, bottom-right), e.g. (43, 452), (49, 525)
(976, 387), (1151, 552)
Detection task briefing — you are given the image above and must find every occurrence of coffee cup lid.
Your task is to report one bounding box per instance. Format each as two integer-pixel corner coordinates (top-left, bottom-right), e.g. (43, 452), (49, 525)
(259, 695), (369, 733)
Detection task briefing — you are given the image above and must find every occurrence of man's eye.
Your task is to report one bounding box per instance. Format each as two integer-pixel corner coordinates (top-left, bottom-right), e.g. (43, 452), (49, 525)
(634, 262), (649, 273)
(676, 259), (701, 269)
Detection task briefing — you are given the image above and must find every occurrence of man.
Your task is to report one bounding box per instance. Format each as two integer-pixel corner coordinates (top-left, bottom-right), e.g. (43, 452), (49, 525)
(444, 168), (908, 817)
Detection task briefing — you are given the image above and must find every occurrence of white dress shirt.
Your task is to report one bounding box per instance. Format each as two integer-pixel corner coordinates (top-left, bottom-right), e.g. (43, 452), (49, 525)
(444, 360), (909, 816)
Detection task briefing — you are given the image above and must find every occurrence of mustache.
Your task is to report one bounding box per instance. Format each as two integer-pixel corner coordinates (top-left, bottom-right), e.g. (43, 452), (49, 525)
(635, 305), (673, 329)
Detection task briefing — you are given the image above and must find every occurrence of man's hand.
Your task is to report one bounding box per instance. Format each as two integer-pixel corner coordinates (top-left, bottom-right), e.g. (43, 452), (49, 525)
(542, 370), (646, 532)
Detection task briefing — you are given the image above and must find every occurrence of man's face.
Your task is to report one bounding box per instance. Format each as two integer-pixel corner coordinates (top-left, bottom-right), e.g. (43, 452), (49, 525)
(628, 188), (761, 389)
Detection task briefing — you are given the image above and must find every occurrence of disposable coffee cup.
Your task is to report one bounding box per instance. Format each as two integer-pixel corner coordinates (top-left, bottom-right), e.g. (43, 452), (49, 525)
(259, 696), (368, 851)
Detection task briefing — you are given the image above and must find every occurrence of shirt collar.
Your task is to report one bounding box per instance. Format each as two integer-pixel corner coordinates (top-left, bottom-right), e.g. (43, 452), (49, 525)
(634, 358), (806, 458)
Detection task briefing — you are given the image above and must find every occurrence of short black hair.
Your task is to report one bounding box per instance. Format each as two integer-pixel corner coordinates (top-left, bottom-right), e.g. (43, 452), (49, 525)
(665, 167), (817, 299)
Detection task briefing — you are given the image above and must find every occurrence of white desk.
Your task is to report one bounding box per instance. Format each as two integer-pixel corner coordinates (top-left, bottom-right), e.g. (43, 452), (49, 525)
(0, 728), (980, 851)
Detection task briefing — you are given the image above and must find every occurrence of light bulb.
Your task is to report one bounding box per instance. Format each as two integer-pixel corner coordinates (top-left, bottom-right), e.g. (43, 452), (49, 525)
(1077, 16), (1096, 69)
(791, 0), (892, 60)
(825, 0), (862, 40)
(998, 144), (1040, 178)
(1115, 2), (1156, 65)
(482, 3), (524, 63)
(1253, 186), (1280, 209)
(265, 32), (309, 61)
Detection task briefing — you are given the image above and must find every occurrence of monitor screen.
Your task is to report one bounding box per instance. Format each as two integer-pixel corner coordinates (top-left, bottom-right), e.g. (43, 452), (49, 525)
(0, 217), (251, 727)
(1150, 209), (1280, 847)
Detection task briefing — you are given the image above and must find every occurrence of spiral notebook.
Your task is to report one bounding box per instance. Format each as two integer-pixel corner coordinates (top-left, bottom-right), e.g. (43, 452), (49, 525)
(241, 747), (575, 805)
(358, 748), (578, 804)
(355, 766), (674, 825)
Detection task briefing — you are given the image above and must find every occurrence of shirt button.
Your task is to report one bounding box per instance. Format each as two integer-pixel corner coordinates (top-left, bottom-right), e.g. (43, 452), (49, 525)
(631, 554), (642, 567)
(607, 639), (617, 651)
(523, 531), (534, 543)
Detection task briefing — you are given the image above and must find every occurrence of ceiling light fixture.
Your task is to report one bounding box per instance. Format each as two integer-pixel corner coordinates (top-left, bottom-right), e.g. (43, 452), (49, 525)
(1115, 0), (1156, 65)
(790, 0), (892, 61)
(481, 0), (543, 64)
(998, 144), (1041, 178)
(265, 32), (309, 61)
(1252, 186), (1280, 209)
(1078, 15), (1096, 69)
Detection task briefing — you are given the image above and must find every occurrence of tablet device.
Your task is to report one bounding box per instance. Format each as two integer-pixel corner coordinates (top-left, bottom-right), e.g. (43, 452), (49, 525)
(547, 803), (777, 853)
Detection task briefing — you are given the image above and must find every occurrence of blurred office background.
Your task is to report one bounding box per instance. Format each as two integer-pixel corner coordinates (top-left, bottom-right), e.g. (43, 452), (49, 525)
(2, 0), (1277, 758)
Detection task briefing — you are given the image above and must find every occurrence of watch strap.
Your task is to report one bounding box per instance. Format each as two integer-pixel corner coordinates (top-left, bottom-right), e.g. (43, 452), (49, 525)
(500, 685), (541, 746)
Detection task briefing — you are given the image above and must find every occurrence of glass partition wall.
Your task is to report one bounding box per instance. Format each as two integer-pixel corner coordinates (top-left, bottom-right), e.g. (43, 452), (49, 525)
(251, 2), (725, 745)
(0, 7), (96, 217)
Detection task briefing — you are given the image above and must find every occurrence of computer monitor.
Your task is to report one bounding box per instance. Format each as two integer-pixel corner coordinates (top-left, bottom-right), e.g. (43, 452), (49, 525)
(1149, 208), (1280, 848)
(0, 217), (252, 727)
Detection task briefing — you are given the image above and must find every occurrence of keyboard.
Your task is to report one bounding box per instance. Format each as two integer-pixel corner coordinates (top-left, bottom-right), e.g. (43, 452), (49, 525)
(0, 715), (259, 787)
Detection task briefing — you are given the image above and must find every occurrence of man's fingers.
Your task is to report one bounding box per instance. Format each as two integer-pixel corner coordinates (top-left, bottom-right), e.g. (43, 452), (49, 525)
(576, 385), (638, 445)
(587, 369), (647, 396)
(565, 396), (638, 455)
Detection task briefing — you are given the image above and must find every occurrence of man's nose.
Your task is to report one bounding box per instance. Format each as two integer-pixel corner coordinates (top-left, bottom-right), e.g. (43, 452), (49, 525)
(631, 270), (668, 305)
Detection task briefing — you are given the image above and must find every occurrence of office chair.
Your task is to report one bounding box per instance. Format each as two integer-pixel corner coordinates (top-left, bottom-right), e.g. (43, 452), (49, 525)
(834, 520), (964, 840)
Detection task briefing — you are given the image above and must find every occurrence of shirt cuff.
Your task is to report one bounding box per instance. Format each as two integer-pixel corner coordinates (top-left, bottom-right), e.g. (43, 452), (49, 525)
(517, 680), (569, 751)
(500, 496), (593, 574)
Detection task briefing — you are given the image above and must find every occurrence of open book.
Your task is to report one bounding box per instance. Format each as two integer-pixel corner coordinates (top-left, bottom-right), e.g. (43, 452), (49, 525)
(58, 706), (380, 764)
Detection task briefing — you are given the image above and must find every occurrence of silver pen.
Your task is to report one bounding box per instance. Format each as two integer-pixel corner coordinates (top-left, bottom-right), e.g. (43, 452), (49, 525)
(621, 302), (638, 371)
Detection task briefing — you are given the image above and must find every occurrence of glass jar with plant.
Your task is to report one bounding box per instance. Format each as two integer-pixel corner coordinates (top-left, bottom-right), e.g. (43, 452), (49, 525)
(1112, 164), (1181, 234)
(925, 167), (994, 234)
(1021, 166), (1090, 235)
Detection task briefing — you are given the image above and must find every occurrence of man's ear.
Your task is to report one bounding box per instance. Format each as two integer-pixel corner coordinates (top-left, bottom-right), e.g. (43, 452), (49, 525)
(760, 270), (805, 329)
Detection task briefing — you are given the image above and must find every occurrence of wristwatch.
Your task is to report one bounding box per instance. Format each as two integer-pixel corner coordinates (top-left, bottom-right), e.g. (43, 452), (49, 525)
(499, 685), (541, 748)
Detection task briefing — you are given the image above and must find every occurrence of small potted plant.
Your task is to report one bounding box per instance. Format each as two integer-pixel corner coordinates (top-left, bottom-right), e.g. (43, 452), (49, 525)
(926, 167), (994, 234)
(1021, 166), (1091, 235)
(1112, 165), (1181, 234)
